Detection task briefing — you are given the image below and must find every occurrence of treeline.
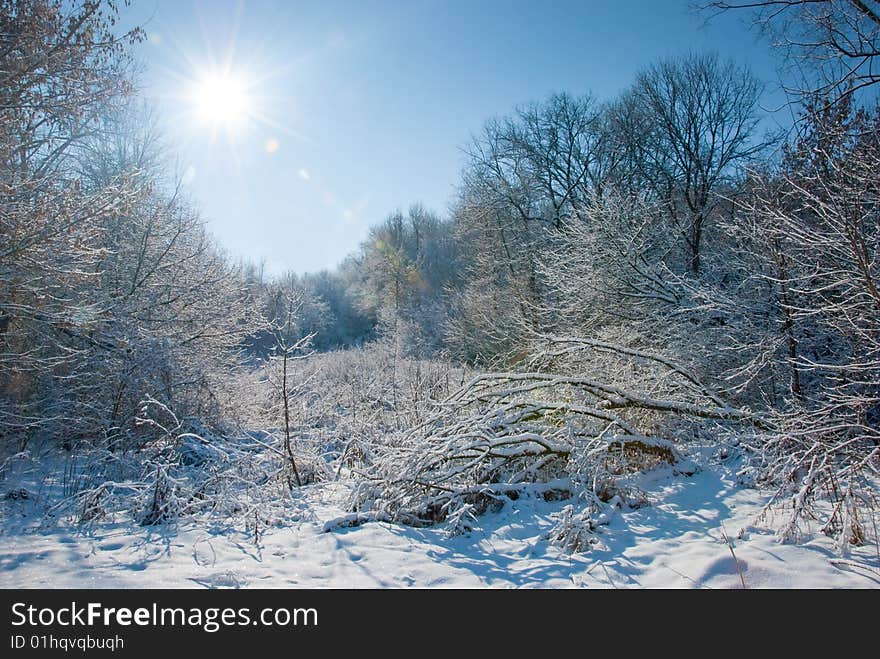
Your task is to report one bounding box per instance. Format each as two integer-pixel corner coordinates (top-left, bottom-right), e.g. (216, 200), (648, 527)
(245, 203), (459, 354)
(259, 50), (772, 361)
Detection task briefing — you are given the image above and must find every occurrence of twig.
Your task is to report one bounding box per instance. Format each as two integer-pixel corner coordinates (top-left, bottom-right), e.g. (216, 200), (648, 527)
(720, 522), (747, 589)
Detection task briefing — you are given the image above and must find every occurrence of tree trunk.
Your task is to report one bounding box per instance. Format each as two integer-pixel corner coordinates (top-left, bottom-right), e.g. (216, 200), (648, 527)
(282, 344), (302, 487)
(689, 212), (703, 274)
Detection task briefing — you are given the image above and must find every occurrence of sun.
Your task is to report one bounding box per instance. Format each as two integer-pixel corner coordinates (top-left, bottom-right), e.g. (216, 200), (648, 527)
(190, 72), (252, 130)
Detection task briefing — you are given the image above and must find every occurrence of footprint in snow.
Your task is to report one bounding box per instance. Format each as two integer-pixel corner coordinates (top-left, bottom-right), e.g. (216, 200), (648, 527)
(98, 542), (125, 551)
(190, 571), (247, 589)
(192, 540), (216, 567)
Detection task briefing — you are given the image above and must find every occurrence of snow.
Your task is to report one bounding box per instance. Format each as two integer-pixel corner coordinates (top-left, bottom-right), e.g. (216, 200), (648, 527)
(1, 466), (878, 589)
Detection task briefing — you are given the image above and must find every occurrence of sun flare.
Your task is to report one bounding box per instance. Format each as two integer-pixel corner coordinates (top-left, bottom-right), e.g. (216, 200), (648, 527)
(191, 72), (252, 129)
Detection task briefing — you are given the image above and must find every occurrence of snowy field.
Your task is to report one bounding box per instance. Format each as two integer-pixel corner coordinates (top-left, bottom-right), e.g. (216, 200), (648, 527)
(2, 464), (878, 589)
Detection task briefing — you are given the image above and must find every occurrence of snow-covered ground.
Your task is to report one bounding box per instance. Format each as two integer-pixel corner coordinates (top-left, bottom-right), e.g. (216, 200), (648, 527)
(2, 464), (878, 588)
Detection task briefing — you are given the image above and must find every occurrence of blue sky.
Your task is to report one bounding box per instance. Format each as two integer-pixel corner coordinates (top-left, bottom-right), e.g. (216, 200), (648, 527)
(127, 0), (787, 276)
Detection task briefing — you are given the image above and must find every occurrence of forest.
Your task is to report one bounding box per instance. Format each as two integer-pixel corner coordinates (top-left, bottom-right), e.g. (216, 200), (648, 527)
(1, 0), (879, 587)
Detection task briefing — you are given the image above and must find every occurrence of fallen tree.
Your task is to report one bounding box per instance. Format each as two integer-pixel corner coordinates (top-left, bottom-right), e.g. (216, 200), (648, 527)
(346, 336), (764, 546)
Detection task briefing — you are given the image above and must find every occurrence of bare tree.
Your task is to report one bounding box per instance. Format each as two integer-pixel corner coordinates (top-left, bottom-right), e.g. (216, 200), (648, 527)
(704, 0), (880, 103)
(448, 93), (608, 359)
(617, 53), (773, 273)
(268, 296), (314, 488)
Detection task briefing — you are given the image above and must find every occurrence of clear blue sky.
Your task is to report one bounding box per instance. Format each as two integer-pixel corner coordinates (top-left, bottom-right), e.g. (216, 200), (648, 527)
(125, 0), (787, 276)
